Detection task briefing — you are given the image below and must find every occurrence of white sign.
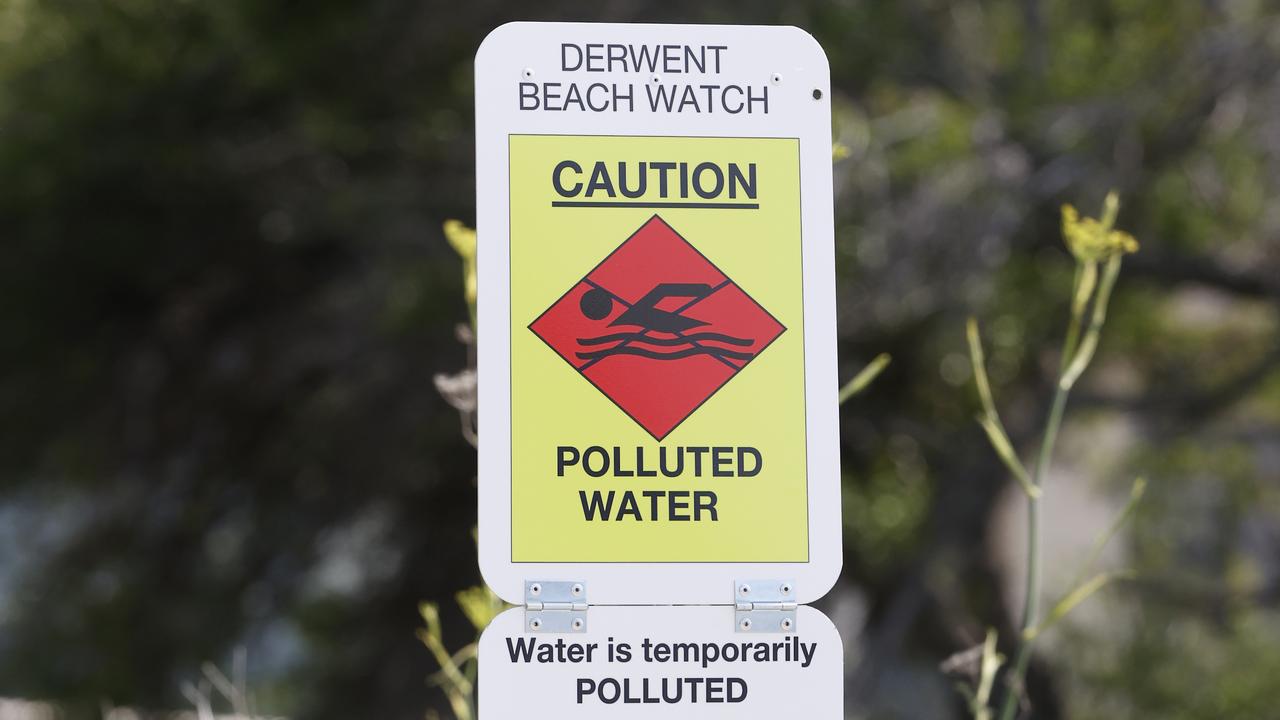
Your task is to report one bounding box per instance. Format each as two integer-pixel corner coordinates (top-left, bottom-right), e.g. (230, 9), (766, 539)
(475, 21), (841, 606)
(479, 605), (844, 718)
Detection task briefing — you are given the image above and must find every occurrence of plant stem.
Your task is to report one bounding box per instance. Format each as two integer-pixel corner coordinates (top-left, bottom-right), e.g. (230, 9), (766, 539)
(990, 194), (1131, 719)
(839, 353), (892, 405)
(1060, 265), (1087, 373)
(998, 380), (1069, 720)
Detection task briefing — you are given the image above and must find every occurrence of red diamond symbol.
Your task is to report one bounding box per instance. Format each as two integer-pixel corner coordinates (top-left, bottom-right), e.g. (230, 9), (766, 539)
(529, 215), (785, 440)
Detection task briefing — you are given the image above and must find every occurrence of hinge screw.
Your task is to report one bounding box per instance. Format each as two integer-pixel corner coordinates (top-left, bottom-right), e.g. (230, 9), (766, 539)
(572, 618), (584, 630)
(739, 584), (751, 595)
(781, 618), (794, 630)
(529, 617), (542, 630)
(529, 583), (541, 596)
(571, 583), (584, 596)
(739, 618), (752, 631)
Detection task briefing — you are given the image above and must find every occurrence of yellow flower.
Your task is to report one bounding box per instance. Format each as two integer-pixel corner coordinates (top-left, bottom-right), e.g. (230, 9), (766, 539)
(443, 219), (477, 307)
(1060, 192), (1139, 263)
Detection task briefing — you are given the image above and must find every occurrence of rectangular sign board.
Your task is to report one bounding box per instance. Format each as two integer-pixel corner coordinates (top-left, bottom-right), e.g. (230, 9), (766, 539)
(479, 605), (843, 718)
(476, 22), (840, 606)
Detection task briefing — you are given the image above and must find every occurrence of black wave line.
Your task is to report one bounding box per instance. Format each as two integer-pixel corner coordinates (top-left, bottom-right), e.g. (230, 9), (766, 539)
(577, 332), (753, 347)
(576, 279), (730, 372)
(575, 346), (756, 362)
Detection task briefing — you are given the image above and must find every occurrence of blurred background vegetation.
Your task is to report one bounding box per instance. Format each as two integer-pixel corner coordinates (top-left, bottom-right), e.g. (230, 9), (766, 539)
(2, 0), (1278, 718)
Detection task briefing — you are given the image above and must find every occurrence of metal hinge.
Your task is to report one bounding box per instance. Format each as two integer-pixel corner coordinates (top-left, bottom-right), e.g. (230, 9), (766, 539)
(734, 580), (797, 633)
(524, 581), (587, 633)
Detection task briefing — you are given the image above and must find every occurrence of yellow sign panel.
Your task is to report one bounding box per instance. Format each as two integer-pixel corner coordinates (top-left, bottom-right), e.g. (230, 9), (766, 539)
(509, 134), (808, 562)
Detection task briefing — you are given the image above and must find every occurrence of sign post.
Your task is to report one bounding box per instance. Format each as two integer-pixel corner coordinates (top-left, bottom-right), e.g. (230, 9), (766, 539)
(475, 22), (843, 716)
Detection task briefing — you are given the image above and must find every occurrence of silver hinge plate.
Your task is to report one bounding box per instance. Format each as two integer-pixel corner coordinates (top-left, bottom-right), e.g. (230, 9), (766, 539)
(525, 581), (587, 633)
(734, 580), (797, 633)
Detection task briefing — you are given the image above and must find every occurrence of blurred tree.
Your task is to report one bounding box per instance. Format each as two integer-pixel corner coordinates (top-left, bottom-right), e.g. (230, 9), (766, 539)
(0, 0), (483, 716)
(1, 1), (1278, 719)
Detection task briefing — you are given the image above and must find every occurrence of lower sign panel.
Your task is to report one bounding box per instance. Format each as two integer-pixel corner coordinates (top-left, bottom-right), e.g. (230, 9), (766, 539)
(478, 605), (843, 718)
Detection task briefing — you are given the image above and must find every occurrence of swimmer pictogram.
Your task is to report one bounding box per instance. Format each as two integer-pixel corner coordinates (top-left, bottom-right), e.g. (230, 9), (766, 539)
(574, 282), (757, 363)
(529, 215), (785, 440)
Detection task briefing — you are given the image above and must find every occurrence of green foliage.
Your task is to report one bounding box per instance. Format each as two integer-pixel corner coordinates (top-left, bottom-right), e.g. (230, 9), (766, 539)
(0, 0), (482, 716)
(442, 220), (478, 329)
(840, 353), (893, 404)
(417, 602), (478, 720)
(963, 194), (1143, 719)
(952, 630), (1003, 720)
(843, 443), (931, 579)
(455, 585), (505, 635)
(2, 1), (1280, 718)
(417, 583), (506, 720)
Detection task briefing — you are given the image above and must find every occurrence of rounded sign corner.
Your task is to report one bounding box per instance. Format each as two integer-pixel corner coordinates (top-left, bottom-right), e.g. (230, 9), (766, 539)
(779, 25), (831, 76)
(477, 539), (521, 606)
(477, 605), (521, 643)
(797, 603), (842, 643)
(475, 21), (528, 66)
(798, 559), (842, 607)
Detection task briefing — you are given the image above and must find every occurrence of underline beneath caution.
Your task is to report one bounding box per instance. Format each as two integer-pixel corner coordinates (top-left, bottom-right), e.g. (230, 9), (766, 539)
(550, 201), (761, 210)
